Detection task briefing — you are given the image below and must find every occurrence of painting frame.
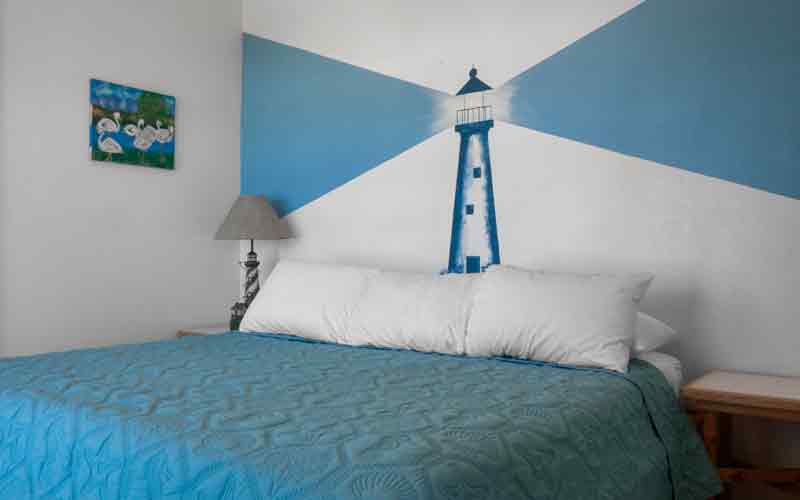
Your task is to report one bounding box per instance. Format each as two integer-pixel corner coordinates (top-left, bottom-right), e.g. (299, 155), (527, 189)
(89, 79), (176, 170)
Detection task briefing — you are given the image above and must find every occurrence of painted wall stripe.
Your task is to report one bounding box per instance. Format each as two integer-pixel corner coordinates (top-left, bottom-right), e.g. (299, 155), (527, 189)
(505, 0), (800, 200)
(241, 34), (448, 216)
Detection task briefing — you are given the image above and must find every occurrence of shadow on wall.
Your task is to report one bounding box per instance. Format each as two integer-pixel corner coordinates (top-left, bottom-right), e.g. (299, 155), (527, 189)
(266, 198), (290, 219)
(261, 197), (295, 240)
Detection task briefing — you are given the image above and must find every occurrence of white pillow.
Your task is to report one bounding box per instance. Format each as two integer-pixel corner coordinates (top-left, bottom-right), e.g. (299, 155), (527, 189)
(634, 351), (683, 395)
(466, 266), (653, 372)
(346, 271), (475, 355)
(240, 260), (475, 355)
(242, 260), (656, 373)
(239, 259), (376, 343)
(634, 313), (677, 354)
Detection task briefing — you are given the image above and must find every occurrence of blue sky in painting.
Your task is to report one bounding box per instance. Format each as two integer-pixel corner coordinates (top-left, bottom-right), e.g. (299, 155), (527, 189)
(90, 79), (176, 115)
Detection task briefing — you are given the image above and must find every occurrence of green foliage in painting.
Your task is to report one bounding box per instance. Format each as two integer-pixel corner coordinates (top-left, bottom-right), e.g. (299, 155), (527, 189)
(90, 146), (175, 169)
(138, 91), (174, 126)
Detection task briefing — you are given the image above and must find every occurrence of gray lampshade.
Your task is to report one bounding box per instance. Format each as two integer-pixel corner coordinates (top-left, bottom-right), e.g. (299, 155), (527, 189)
(215, 195), (288, 240)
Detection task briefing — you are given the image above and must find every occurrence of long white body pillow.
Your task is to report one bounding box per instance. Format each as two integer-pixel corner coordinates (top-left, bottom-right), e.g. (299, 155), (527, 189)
(239, 259), (377, 344)
(240, 260), (475, 354)
(466, 266), (653, 372)
(347, 270), (475, 355)
(241, 260), (653, 372)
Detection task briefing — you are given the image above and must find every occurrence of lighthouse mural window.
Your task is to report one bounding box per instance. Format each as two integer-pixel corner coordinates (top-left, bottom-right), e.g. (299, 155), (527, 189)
(89, 79), (176, 170)
(466, 256), (481, 274)
(447, 68), (500, 274)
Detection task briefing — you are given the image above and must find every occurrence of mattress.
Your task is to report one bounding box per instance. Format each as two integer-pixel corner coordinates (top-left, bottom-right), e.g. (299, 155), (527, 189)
(636, 351), (683, 394)
(0, 333), (720, 500)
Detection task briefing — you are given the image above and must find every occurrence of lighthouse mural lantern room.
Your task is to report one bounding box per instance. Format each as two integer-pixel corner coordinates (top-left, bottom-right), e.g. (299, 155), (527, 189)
(447, 68), (500, 274)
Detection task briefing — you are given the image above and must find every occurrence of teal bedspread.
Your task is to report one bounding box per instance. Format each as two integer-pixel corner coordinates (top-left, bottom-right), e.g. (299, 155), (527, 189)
(0, 333), (720, 499)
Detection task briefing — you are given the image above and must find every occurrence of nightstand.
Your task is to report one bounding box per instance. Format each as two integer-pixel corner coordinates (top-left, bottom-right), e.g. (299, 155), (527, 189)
(681, 371), (800, 498)
(176, 325), (231, 338)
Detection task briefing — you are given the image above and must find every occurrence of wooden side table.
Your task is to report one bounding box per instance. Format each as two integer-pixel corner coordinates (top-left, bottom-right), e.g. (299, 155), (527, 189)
(681, 371), (800, 498)
(176, 325), (231, 338)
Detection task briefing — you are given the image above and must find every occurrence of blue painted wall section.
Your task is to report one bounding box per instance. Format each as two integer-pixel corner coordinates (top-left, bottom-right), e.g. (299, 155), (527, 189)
(241, 34), (449, 215)
(505, 0), (800, 199)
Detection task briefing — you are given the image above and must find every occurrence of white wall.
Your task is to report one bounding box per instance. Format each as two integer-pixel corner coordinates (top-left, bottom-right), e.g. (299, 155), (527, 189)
(0, 0), (243, 356)
(243, 0), (642, 95)
(0, 1), (8, 353)
(243, 3), (800, 497)
(276, 124), (800, 381)
(243, 0), (800, 381)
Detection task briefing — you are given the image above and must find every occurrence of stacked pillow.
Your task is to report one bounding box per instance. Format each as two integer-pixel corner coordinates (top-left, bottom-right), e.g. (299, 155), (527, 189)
(238, 260), (376, 345)
(240, 260), (675, 373)
(241, 260), (476, 354)
(633, 312), (677, 355)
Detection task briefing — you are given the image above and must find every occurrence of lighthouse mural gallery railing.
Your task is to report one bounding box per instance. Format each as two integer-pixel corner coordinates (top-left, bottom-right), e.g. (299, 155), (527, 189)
(455, 105), (493, 126)
(447, 68), (500, 274)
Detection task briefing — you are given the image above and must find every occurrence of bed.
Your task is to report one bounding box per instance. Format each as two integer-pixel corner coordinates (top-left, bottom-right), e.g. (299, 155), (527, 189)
(0, 332), (719, 499)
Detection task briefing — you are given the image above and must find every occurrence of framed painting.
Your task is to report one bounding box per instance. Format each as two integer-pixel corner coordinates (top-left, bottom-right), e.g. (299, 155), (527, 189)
(90, 79), (176, 170)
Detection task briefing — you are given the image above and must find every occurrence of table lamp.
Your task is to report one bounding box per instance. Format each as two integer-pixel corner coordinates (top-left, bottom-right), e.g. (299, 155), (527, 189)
(215, 195), (287, 330)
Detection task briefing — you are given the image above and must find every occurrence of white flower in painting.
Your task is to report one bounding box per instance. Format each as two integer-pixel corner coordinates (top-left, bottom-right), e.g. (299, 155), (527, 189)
(123, 124), (138, 137)
(96, 111), (121, 135)
(124, 119), (158, 151)
(135, 124), (157, 151)
(154, 120), (174, 144)
(97, 135), (123, 160)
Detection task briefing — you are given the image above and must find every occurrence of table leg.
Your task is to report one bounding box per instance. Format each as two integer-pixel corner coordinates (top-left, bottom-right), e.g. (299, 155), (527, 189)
(701, 412), (722, 500)
(703, 412), (720, 465)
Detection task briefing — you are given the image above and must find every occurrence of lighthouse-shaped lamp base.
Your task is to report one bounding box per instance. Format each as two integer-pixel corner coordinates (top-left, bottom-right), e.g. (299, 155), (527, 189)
(230, 239), (261, 331)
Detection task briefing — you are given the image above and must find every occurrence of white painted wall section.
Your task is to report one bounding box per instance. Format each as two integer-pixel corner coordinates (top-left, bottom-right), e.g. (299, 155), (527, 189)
(0, 0), (244, 356)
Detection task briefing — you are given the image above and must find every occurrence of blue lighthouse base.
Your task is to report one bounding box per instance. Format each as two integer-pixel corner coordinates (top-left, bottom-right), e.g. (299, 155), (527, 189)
(447, 119), (500, 274)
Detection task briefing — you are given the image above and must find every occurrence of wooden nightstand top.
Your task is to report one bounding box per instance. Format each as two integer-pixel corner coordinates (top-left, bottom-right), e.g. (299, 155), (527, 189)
(681, 370), (800, 423)
(177, 325), (231, 338)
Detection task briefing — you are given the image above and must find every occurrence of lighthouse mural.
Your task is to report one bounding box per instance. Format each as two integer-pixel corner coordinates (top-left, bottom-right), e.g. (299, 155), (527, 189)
(447, 68), (500, 274)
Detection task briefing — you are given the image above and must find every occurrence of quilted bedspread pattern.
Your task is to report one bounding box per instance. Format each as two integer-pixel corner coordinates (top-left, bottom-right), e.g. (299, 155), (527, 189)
(0, 333), (720, 499)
